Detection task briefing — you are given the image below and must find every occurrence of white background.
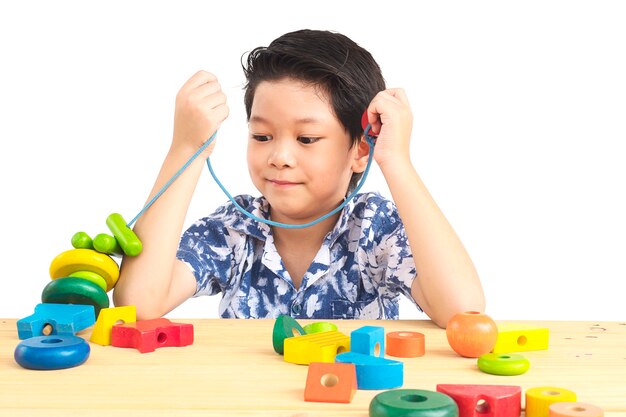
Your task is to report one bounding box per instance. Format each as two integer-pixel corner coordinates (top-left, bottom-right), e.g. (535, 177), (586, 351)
(1, 1), (624, 322)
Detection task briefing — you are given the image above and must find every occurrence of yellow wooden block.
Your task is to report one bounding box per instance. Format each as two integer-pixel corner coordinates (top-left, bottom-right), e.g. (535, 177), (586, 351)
(492, 324), (549, 353)
(284, 330), (350, 365)
(89, 305), (137, 346)
(526, 386), (577, 417)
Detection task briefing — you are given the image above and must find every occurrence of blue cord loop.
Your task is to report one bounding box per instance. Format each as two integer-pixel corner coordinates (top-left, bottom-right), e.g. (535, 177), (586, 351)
(128, 125), (377, 229)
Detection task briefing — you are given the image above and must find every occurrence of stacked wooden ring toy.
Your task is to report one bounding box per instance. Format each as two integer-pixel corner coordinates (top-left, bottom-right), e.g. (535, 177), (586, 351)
(43, 213), (142, 317)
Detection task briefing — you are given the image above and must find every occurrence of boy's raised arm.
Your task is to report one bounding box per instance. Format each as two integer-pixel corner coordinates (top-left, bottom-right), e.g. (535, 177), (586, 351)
(113, 71), (229, 319)
(366, 89), (485, 328)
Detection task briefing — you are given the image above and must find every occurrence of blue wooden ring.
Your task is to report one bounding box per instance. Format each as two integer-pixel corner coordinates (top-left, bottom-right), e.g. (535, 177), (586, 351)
(477, 353), (530, 376)
(14, 335), (90, 370)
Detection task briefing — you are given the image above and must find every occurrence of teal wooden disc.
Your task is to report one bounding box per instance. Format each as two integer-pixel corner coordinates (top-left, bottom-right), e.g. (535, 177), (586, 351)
(369, 389), (458, 417)
(477, 353), (530, 376)
(42, 277), (109, 317)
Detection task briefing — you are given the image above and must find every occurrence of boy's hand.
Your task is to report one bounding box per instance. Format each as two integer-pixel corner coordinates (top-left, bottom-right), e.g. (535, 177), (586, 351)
(172, 71), (229, 158)
(364, 88), (413, 168)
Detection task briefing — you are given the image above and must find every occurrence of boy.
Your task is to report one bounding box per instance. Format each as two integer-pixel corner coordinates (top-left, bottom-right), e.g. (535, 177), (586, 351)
(113, 30), (484, 328)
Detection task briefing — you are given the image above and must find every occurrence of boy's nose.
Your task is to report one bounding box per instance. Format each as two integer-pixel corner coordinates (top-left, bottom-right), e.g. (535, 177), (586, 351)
(267, 140), (296, 168)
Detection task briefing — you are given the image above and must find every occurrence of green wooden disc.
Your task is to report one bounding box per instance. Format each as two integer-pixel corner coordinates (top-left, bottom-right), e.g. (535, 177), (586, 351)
(42, 277), (109, 317)
(272, 315), (305, 355)
(68, 270), (108, 292)
(303, 321), (338, 334)
(369, 389), (458, 417)
(477, 353), (530, 376)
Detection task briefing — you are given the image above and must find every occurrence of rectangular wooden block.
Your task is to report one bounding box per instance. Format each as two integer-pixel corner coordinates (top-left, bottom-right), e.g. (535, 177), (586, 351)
(284, 330), (350, 365)
(492, 324), (549, 353)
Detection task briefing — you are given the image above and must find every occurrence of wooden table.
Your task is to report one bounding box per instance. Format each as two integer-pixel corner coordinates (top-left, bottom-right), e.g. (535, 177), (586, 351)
(1, 318), (625, 416)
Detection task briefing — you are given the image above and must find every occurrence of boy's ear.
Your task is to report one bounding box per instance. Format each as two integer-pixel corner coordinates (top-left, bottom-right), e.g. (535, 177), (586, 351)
(351, 136), (371, 174)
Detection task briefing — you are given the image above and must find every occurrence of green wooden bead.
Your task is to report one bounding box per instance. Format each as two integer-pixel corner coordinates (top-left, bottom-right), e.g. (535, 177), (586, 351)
(272, 315), (305, 355)
(71, 232), (93, 250)
(370, 389), (458, 417)
(106, 213), (142, 257)
(42, 277), (109, 317)
(93, 233), (123, 257)
(477, 353), (530, 376)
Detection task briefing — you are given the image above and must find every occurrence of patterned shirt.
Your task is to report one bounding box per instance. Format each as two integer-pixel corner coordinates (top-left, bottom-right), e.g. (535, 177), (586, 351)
(176, 192), (420, 319)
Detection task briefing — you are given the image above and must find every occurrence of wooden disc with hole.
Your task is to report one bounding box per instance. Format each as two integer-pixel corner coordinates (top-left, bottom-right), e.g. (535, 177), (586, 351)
(42, 277), (109, 316)
(369, 389), (458, 417)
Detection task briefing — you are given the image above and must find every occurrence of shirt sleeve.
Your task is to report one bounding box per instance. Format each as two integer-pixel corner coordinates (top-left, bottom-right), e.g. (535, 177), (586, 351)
(176, 216), (236, 297)
(374, 198), (422, 312)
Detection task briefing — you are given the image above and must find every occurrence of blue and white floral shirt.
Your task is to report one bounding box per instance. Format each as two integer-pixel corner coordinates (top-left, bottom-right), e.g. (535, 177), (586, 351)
(176, 192), (420, 319)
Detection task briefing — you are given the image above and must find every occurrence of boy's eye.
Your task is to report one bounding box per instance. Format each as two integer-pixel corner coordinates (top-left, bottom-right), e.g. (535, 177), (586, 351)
(298, 136), (320, 144)
(252, 135), (271, 142)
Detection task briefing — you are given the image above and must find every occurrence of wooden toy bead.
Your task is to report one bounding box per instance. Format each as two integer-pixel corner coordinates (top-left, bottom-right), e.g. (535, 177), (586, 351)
(49, 248), (120, 292)
(526, 387), (577, 417)
(90, 305), (137, 346)
(71, 231), (93, 250)
(492, 324), (549, 353)
(549, 402), (604, 417)
(284, 331), (350, 365)
(303, 321), (337, 334)
(111, 318), (194, 353)
(69, 270), (108, 292)
(106, 213), (142, 256)
(351, 326), (385, 357)
(336, 352), (403, 390)
(42, 277), (110, 317)
(369, 389), (458, 417)
(447, 311), (498, 358)
(304, 362), (357, 403)
(272, 314), (305, 355)
(386, 331), (425, 358)
(477, 353), (530, 376)
(93, 233), (123, 257)
(14, 335), (90, 370)
(17, 303), (95, 340)
(436, 384), (521, 417)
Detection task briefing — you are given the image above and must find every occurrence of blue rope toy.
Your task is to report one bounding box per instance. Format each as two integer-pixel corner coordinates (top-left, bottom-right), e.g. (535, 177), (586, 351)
(127, 124), (378, 229)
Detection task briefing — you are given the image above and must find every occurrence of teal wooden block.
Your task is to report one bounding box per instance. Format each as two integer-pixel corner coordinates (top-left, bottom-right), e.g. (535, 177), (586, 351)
(351, 325), (385, 357)
(17, 303), (96, 340)
(336, 351), (403, 390)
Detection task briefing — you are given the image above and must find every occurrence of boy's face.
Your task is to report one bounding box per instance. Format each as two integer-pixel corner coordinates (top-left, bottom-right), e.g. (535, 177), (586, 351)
(247, 78), (362, 224)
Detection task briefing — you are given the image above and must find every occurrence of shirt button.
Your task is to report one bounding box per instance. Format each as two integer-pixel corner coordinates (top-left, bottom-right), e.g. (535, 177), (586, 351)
(291, 303), (302, 315)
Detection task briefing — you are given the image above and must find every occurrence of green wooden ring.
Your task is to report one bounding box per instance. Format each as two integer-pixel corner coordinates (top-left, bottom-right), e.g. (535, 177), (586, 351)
(477, 353), (530, 376)
(272, 315), (305, 355)
(71, 232), (93, 250)
(68, 270), (108, 292)
(42, 277), (109, 317)
(369, 389), (458, 417)
(303, 321), (338, 334)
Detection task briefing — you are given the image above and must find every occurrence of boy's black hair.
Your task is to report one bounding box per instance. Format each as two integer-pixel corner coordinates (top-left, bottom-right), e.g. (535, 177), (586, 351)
(242, 29), (386, 192)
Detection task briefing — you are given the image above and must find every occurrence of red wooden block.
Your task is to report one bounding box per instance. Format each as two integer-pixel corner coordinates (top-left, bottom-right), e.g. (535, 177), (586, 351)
(304, 362), (357, 403)
(436, 384), (521, 417)
(111, 318), (193, 353)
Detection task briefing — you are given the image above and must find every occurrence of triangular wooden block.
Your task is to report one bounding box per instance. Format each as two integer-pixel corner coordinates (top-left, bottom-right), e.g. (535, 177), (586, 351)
(304, 362), (357, 403)
(436, 384), (521, 417)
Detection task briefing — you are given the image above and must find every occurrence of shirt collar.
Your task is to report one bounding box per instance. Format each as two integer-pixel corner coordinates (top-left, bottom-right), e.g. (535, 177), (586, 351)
(220, 194), (357, 244)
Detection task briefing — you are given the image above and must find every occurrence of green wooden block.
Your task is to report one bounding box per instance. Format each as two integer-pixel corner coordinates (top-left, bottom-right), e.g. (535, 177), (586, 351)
(272, 314), (305, 355)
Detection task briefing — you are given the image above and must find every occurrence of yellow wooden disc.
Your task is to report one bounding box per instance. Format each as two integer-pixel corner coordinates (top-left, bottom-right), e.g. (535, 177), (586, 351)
(50, 249), (119, 292)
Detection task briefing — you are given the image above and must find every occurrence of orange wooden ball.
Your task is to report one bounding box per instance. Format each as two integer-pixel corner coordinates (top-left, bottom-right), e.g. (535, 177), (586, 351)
(446, 311), (498, 358)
